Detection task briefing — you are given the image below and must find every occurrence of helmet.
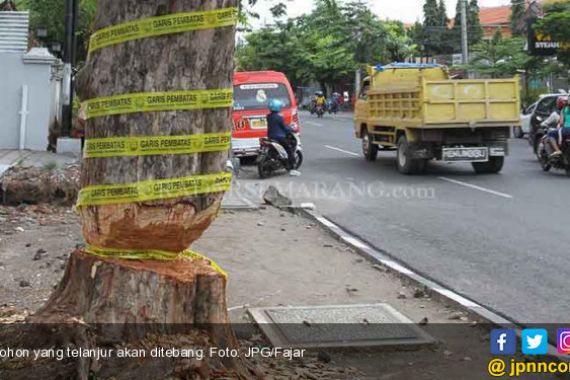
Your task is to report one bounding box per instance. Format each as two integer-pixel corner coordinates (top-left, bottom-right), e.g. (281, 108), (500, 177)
(268, 99), (283, 112)
(557, 96), (568, 110)
(316, 91), (323, 96)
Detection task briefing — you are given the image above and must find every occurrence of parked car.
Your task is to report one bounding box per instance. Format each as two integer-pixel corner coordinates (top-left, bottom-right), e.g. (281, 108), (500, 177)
(232, 71), (300, 158)
(528, 94), (565, 154)
(515, 102), (537, 138)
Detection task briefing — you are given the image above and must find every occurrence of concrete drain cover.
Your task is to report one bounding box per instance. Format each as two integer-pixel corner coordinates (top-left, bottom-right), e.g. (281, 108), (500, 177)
(248, 304), (436, 349)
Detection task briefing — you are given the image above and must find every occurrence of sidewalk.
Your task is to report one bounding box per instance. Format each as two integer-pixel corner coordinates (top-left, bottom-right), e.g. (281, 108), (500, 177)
(0, 203), (553, 379)
(0, 150), (79, 176)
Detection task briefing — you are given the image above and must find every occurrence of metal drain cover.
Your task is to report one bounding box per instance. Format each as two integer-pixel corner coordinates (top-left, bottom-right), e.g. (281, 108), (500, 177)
(248, 304), (436, 349)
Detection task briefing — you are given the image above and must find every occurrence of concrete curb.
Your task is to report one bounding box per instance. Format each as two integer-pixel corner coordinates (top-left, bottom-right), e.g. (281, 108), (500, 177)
(293, 206), (570, 361)
(294, 206), (513, 325)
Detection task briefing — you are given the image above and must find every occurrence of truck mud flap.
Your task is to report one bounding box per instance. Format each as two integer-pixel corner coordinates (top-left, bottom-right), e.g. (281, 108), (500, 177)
(409, 144), (434, 159)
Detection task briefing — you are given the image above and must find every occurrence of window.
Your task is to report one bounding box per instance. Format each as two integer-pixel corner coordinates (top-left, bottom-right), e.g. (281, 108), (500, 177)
(233, 83), (291, 111)
(523, 103), (537, 115)
(535, 96), (557, 116)
(360, 79), (370, 99)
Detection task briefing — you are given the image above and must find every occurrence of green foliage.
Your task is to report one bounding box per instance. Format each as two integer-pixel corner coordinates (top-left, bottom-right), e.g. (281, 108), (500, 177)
(385, 21), (416, 62)
(420, 0), (447, 55)
(237, 0), (413, 90)
(42, 161), (58, 171)
(534, 0), (570, 65)
(467, 31), (530, 78)
(448, 0), (483, 54)
(14, 0), (96, 63)
(510, 0), (526, 36)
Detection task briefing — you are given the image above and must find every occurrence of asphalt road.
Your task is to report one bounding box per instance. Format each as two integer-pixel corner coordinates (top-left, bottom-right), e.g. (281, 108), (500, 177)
(237, 111), (569, 324)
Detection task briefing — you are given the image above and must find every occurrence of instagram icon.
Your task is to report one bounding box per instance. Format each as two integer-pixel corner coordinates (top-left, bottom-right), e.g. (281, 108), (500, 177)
(558, 329), (570, 354)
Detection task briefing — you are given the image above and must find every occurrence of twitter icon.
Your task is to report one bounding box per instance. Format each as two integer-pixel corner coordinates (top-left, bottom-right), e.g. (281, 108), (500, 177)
(522, 329), (548, 355)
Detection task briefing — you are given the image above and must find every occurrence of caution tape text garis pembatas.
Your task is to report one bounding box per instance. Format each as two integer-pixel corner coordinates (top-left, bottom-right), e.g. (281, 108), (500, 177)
(85, 245), (228, 279)
(84, 132), (231, 158)
(84, 89), (233, 119)
(77, 172), (232, 207)
(88, 7), (238, 53)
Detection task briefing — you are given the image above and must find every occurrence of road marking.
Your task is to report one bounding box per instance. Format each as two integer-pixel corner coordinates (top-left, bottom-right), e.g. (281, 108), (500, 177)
(438, 177), (513, 199)
(325, 145), (359, 156)
(304, 121), (321, 127)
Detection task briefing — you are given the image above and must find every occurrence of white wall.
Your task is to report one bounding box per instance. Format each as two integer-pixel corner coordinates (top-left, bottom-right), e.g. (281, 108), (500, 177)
(0, 48), (58, 151)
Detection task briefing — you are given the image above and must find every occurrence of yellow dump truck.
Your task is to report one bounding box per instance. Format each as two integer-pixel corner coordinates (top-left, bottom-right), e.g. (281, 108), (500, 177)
(354, 64), (520, 174)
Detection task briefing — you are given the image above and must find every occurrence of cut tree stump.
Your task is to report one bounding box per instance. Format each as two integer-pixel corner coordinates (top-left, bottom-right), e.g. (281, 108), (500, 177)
(0, 250), (255, 379)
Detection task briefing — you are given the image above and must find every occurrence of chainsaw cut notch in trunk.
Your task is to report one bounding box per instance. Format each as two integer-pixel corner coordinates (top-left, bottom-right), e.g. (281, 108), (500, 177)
(76, 0), (237, 252)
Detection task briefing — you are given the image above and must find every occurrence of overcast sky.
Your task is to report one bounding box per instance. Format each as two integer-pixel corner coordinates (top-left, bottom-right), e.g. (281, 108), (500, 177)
(250, 0), (512, 25)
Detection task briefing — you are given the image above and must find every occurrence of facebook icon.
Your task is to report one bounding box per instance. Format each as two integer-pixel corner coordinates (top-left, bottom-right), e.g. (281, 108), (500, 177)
(491, 329), (517, 355)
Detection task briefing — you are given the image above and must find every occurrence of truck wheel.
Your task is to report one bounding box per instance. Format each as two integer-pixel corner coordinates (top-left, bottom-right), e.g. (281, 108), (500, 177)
(472, 157), (504, 174)
(397, 135), (424, 174)
(362, 129), (378, 162)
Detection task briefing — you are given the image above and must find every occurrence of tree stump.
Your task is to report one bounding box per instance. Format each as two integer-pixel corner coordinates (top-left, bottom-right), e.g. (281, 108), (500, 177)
(0, 250), (253, 379)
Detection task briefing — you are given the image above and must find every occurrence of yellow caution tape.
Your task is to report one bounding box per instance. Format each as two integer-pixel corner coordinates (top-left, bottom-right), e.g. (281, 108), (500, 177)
(88, 7), (239, 53)
(77, 172), (232, 207)
(84, 88), (233, 119)
(84, 132), (231, 158)
(85, 245), (228, 279)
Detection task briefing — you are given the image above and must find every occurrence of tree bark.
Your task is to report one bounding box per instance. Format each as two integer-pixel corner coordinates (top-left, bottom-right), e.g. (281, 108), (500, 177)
(0, 250), (252, 379)
(77, 0), (236, 252)
(0, 1), (258, 379)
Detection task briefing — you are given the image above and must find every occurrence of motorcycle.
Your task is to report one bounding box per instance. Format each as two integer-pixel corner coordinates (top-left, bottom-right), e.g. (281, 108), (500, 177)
(315, 104), (325, 118)
(309, 100), (317, 115)
(257, 132), (303, 179)
(537, 129), (570, 177)
(329, 100), (339, 114)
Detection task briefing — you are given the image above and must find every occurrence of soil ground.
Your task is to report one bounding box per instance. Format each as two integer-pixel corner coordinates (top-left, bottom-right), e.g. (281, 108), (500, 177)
(0, 205), (555, 379)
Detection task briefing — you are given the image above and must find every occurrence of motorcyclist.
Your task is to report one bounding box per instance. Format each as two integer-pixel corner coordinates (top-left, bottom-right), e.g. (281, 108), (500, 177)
(315, 91), (326, 108)
(267, 99), (301, 176)
(547, 96), (570, 157)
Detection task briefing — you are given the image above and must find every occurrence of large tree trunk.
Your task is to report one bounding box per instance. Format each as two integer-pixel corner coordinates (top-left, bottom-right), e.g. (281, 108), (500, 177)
(1, 250), (252, 379)
(77, 0), (236, 252)
(0, 1), (257, 379)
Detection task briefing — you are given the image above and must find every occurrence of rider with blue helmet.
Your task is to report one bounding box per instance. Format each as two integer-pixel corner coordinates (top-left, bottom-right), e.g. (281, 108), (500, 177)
(266, 99), (300, 176)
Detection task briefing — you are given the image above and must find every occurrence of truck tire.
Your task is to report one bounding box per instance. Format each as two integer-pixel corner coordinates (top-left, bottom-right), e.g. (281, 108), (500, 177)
(472, 157), (504, 174)
(362, 129), (378, 162)
(397, 135), (426, 174)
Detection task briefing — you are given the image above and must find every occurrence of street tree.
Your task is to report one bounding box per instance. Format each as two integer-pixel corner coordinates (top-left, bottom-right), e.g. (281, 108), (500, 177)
(467, 29), (530, 78)
(385, 21), (417, 62)
(510, 0), (526, 36)
(421, 0), (445, 56)
(237, 0), (396, 91)
(15, 0), (97, 62)
(449, 0), (483, 54)
(2, 1), (253, 378)
(534, 0), (570, 65)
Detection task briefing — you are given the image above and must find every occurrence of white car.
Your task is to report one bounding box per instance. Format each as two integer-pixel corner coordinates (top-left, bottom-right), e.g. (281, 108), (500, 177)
(516, 102), (537, 138)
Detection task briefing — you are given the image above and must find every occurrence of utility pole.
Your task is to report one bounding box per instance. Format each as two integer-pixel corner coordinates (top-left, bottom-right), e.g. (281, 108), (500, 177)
(61, 0), (77, 136)
(460, 0), (469, 64)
